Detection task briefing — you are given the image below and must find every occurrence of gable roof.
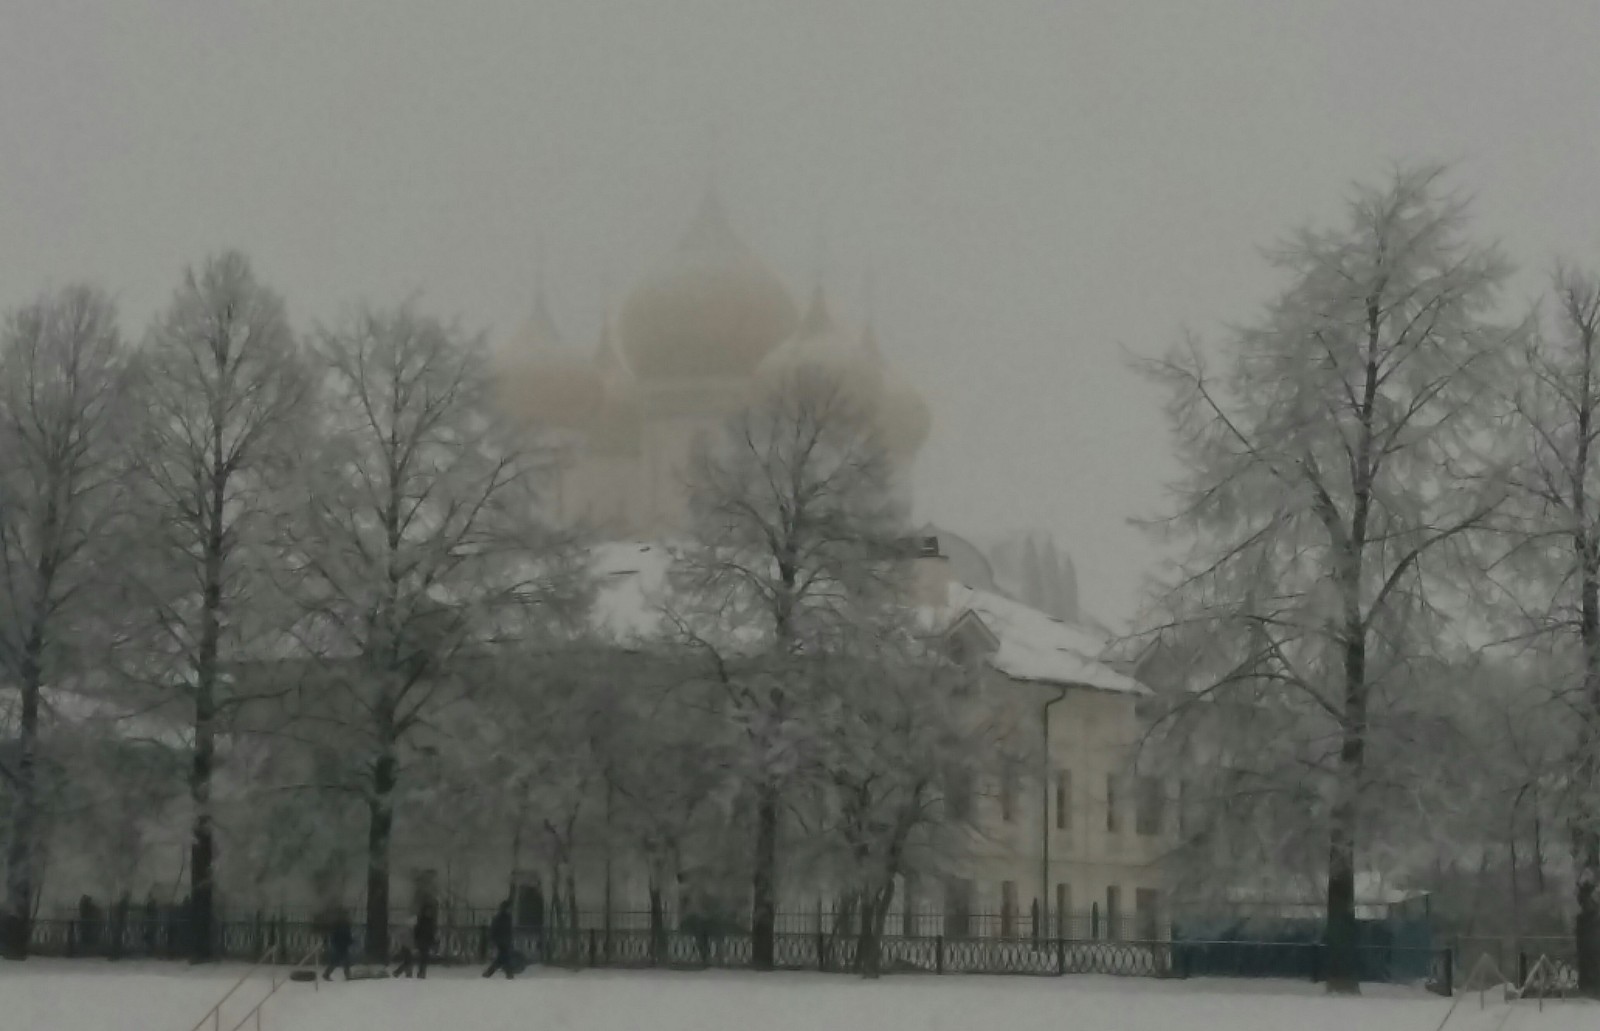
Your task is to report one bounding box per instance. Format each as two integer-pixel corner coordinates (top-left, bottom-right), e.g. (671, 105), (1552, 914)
(934, 582), (1149, 695)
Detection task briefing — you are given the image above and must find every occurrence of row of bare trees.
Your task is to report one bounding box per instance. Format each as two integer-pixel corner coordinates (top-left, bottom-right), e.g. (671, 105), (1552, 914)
(0, 257), (1000, 976)
(1134, 162), (1600, 995)
(0, 252), (582, 962)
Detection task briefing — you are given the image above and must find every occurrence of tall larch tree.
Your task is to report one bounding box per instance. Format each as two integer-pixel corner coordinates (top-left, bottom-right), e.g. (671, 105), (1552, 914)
(0, 286), (128, 959)
(1135, 165), (1516, 992)
(128, 252), (309, 962)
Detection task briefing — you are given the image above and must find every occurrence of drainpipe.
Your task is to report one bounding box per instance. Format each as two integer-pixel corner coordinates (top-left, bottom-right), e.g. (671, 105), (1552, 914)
(1041, 685), (1069, 939)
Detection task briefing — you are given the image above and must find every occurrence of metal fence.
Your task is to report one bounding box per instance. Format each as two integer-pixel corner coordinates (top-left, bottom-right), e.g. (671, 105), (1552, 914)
(40, 907), (1161, 942)
(24, 914), (1452, 989)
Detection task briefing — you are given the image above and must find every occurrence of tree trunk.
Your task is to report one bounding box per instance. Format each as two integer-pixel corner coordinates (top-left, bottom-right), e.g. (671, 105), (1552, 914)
(751, 781), (779, 970)
(566, 872), (577, 941)
(648, 877), (665, 963)
(364, 747), (397, 963)
(1576, 539), (1600, 996)
(826, 891), (857, 973)
(188, 458), (231, 965)
(1575, 825), (1600, 996)
(1323, 621), (1368, 994)
(1, 634), (44, 960)
(859, 880), (897, 980)
(189, 606), (220, 965)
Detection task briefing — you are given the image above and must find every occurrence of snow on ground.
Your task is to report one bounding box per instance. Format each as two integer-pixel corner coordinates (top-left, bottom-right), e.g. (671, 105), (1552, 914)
(3, 962), (1596, 1031)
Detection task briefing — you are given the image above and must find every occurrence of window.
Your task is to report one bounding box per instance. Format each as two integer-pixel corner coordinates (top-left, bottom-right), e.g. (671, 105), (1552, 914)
(1106, 774), (1120, 833)
(944, 878), (973, 938)
(1137, 777), (1165, 836)
(1136, 888), (1161, 941)
(1055, 883), (1071, 938)
(1001, 764), (1019, 823)
(1106, 886), (1122, 941)
(1056, 771), (1071, 830)
(1001, 881), (1018, 938)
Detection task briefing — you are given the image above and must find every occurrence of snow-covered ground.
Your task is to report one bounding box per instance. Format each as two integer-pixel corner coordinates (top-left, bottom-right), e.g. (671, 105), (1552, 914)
(1, 961), (1595, 1031)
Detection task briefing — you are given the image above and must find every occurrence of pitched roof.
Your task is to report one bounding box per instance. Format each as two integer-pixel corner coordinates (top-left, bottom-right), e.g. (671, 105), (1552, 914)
(935, 582), (1149, 695)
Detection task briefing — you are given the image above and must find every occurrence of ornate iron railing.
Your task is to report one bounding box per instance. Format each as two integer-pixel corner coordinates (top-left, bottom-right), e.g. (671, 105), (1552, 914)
(24, 916), (1443, 986)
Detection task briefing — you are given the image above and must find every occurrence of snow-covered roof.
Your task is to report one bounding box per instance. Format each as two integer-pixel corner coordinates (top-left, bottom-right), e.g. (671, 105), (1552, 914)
(583, 540), (1149, 694)
(935, 582), (1149, 695)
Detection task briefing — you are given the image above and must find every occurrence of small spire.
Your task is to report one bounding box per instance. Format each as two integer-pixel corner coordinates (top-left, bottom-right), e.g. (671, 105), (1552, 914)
(799, 283), (832, 337)
(528, 287), (561, 348)
(680, 183), (743, 254)
(860, 266), (882, 361)
(809, 213), (830, 297)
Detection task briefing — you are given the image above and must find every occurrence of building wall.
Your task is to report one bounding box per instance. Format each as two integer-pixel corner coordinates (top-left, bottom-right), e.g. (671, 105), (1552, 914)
(944, 672), (1171, 940)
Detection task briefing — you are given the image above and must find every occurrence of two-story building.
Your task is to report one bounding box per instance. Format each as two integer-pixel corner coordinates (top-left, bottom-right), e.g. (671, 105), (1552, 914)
(906, 529), (1170, 942)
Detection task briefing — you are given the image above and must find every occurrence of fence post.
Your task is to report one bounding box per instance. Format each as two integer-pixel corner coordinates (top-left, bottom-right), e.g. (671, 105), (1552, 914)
(935, 935), (944, 975)
(1442, 949), (1454, 996)
(1518, 952), (1528, 989)
(588, 928), (598, 968)
(1056, 936), (1065, 976)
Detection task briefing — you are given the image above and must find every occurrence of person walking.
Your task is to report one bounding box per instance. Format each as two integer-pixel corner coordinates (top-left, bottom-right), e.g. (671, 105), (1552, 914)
(394, 902), (438, 979)
(526, 879), (545, 965)
(322, 907), (354, 982)
(481, 901), (515, 979)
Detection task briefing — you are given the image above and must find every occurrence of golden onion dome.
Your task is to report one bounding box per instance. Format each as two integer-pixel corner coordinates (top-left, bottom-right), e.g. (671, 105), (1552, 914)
(495, 296), (605, 431)
(619, 189), (799, 381)
(861, 317), (930, 457)
(877, 371), (931, 457)
(756, 285), (886, 407)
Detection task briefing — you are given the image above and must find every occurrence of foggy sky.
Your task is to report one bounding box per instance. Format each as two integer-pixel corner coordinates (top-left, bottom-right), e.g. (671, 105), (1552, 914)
(3, 0), (1598, 629)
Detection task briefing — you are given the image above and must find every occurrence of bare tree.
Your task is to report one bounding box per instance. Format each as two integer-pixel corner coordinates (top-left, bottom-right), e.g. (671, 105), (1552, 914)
(0, 285), (128, 959)
(127, 252), (310, 961)
(1494, 262), (1600, 993)
(676, 365), (906, 969)
(1132, 165), (1517, 992)
(804, 624), (1012, 977)
(283, 303), (567, 961)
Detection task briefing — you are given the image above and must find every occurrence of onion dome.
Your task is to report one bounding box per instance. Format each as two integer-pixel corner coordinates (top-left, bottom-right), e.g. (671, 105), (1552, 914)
(877, 370), (931, 457)
(618, 189), (799, 380)
(756, 285), (886, 406)
(495, 293), (604, 431)
(861, 318), (930, 457)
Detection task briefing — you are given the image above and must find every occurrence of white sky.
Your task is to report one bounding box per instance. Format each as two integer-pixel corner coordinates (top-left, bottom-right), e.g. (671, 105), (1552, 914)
(2, 0), (1598, 627)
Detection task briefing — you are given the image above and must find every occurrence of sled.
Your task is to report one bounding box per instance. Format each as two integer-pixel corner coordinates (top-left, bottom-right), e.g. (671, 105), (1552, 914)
(347, 964), (391, 981)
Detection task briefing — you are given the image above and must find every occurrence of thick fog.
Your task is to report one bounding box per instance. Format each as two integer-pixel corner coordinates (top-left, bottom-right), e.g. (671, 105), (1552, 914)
(2, 0), (1597, 625)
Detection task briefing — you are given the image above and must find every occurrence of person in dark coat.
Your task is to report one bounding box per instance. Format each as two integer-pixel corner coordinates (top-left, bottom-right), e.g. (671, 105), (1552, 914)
(481, 901), (515, 979)
(322, 907), (354, 982)
(142, 893), (159, 956)
(109, 893), (131, 960)
(525, 880), (545, 964)
(394, 902), (438, 979)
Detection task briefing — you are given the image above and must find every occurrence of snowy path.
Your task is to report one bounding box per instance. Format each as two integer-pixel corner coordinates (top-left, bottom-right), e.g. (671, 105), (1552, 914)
(2, 962), (1596, 1031)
